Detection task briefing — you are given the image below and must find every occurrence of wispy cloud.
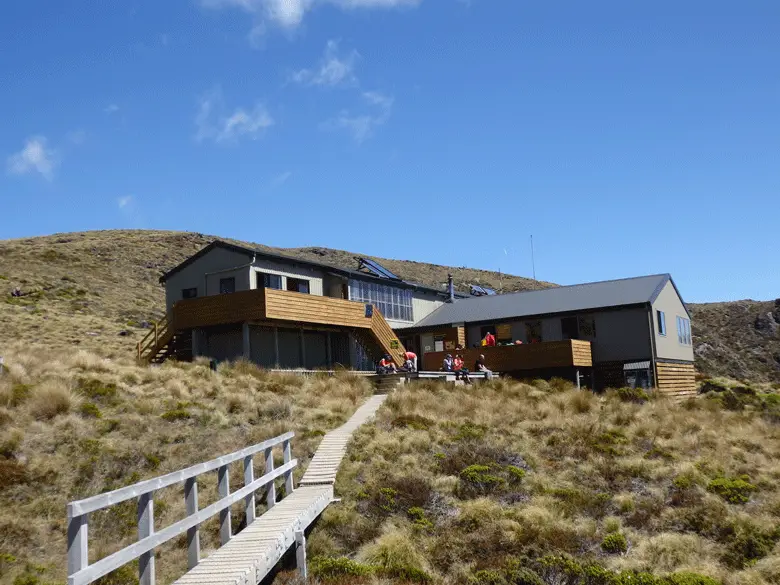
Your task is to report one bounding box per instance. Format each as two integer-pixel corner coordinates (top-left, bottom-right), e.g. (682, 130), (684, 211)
(118, 195), (134, 210)
(271, 170), (293, 187)
(195, 87), (274, 144)
(67, 129), (87, 145)
(200, 0), (421, 39)
(290, 40), (359, 87)
(104, 104), (120, 114)
(6, 136), (58, 180)
(323, 90), (394, 143)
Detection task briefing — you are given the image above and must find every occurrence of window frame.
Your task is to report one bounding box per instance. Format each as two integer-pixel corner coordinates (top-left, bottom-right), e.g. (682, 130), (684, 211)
(286, 277), (310, 294)
(219, 277), (236, 294)
(676, 315), (691, 346)
(181, 287), (198, 300)
(657, 310), (666, 336)
(261, 272), (282, 290)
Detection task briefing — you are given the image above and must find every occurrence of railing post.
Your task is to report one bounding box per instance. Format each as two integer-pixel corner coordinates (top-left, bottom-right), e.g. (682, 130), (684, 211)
(154, 323), (158, 348)
(244, 455), (256, 526)
(283, 439), (294, 495)
(184, 477), (200, 569)
(217, 465), (231, 545)
(264, 447), (276, 508)
(138, 492), (155, 585)
(295, 530), (308, 579)
(67, 512), (88, 581)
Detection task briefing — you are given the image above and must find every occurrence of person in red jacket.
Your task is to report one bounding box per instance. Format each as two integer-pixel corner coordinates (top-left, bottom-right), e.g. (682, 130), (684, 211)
(400, 350), (417, 372)
(484, 331), (496, 347)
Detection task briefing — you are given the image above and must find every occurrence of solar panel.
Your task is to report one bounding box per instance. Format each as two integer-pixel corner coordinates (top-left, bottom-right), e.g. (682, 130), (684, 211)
(471, 285), (497, 296)
(358, 258), (399, 280)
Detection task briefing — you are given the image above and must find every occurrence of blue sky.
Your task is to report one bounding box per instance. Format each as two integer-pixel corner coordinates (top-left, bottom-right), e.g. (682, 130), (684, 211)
(1, 0), (777, 303)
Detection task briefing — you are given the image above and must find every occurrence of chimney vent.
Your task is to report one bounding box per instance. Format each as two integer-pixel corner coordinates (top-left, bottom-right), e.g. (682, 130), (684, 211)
(447, 274), (455, 302)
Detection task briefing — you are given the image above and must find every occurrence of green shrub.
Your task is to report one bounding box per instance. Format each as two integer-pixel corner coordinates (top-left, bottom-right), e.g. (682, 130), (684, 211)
(160, 409), (191, 422)
(601, 532), (628, 554)
(700, 380), (729, 394)
(616, 387), (650, 404)
(469, 570), (507, 585)
(721, 521), (780, 569)
(79, 402), (102, 418)
(380, 565), (432, 583)
(310, 557), (373, 579)
(78, 379), (118, 403)
(10, 384), (32, 407)
(455, 422), (488, 441)
(459, 464), (507, 496)
(407, 507), (433, 530)
(143, 453), (161, 470)
(706, 476), (756, 504)
(662, 573), (720, 585)
(93, 562), (139, 585)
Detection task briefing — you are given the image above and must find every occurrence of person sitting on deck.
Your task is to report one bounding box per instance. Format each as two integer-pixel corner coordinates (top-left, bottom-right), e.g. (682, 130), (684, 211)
(377, 354), (397, 374)
(453, 354), (471, 384)
(442, 354), (454, 372)
(400, 350), (417, 372)
(474, 354), (494, 379)
(483, 331), (497, 347)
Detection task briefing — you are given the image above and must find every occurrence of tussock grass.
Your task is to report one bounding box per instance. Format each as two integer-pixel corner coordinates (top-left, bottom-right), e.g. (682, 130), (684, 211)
(0, 346), (372, 585)
(318, 380), (780, 585)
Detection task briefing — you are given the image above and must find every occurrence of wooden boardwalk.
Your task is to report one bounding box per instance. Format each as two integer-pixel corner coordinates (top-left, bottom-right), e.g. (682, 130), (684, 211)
(171, 393), (388, 585)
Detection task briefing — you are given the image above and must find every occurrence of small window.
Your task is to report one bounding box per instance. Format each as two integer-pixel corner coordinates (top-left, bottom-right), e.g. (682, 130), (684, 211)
(676, 316), (691, 346)
(578, 315), (596, 338)
(287, 277), (309, 294)
(525, 321), (543, 343)
(561, 317), (579, 340)
(262, 273), (282, 290)
(182, 287), (197, 299)
(219, 277), (236, 294)
(657, 310), (666, 336)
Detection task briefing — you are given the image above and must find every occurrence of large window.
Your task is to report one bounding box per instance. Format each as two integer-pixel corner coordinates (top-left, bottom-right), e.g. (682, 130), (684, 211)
(348, 279), (413, 322)
(561, 317), (579, 340)
(261, 272), (282, 290)
(676, 316), (691, 346)
(287, 277), (310, 294)
(657, 310), (666, 336)
(219, 277), (235, 294)
(525, 321), (543, 343)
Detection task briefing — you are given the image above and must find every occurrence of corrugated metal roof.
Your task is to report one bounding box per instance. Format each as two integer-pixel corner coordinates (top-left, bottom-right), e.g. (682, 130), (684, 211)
(411, 274), (672, 329)
(624, 361), (652, 370)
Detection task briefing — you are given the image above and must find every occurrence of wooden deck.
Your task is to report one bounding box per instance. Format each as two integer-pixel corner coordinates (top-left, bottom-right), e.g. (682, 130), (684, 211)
(66, 394), (388, 585)
(139, 288), (407, 366)
(422, 340), (592, 372)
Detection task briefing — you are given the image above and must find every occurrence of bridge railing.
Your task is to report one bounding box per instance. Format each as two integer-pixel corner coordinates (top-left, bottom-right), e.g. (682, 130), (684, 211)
(67, 432), (297, 585)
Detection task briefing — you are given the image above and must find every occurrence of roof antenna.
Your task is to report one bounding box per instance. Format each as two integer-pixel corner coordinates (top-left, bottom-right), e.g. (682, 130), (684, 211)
(530, 235), (536, 281)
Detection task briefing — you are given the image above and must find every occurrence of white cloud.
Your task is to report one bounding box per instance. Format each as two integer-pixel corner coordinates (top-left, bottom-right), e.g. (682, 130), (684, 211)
(200, 0), (420, 36)
(118, 195), (134, 210)
(6, 136), (58, 180)
(104, 104), (120, 114)
(271, 170), (293, 187)
(290, 40), (358, 87)
(195, 87), (274, 144)
(324, 90), (393, 143)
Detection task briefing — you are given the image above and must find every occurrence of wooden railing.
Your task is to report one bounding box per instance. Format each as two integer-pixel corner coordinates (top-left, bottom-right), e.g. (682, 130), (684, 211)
(422, 340), (592, 372)
(136, 316), (172, 362)
(66, 433), (296, 585)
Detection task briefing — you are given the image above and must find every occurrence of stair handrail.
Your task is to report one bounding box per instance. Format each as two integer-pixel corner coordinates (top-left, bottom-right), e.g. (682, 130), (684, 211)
(136, 315), (170, 362)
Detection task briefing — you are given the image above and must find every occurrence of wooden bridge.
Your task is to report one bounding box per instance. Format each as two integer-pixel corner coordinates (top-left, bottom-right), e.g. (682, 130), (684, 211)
(66, 395), (388, 585)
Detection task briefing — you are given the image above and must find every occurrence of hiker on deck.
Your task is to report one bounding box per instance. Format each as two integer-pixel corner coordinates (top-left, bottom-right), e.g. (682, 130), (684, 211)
(454, 354), (471, 384)
(474, 354), (494, 379)
(442, 354), (454, 372)
(377, 354), (397, 374)
(400, 350), (417, 372)
(483, 331), (496, 347)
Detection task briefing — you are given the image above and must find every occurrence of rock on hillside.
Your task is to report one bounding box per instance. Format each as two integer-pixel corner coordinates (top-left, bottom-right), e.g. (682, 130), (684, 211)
(690, 299), (780, 382)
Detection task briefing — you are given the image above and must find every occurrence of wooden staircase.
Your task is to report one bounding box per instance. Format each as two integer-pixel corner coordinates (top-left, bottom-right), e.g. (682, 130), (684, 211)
(136, 316), (192, 364)
(352, 311), (407, 368)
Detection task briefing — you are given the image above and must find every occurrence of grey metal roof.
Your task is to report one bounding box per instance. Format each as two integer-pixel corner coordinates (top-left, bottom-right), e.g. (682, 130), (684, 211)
(411, 274), (675, 329)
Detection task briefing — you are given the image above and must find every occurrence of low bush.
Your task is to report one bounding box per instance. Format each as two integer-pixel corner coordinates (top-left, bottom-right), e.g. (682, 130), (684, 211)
(310, 556), (373, 579)
(458, 463), (525, 498)
(160, 409), (191, 422)
(79, 402), (102, 418)
(601, 532), (628, 554)
(706, 476), (756, 504)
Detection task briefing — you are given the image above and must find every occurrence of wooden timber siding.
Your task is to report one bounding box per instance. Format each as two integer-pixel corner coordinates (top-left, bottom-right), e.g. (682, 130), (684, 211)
(422, 340), (592, 372)
(656, 361), (697, 398)
(146, 288), (406, 367)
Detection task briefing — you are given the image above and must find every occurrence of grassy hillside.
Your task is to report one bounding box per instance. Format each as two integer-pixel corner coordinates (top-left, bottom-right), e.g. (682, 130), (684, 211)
(1, 349), (780, 585)
(0, 230), (777, 381)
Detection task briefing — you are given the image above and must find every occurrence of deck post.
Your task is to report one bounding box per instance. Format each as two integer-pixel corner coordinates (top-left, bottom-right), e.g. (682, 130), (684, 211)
(283, 439), (294, 495)
(326, 332), (332, 367)
(295, 530), (307, 579)
(138, 492), (155, 585)
(576, 369), (581, 390)
(154, 323), (158, 348)
(191, 329), (201, 359)
(299, 328), (306, 368)
(217, 465), (231, 545)
(244, 455), (256, 526)
(242, 323), (251, 360)
(184, 477), (200, 569)
(273, 327), (280, 367)
(264, 447), (276, 508)
(67, 512), (88, 580)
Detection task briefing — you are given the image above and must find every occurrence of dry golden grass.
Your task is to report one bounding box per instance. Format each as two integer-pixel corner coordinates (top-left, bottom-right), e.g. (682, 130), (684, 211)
(0, 345), (373, 585)
(311, 381), (780, 585)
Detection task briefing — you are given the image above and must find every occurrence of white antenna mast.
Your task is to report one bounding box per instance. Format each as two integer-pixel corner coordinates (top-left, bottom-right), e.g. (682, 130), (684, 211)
(530, 235), (536, 281)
